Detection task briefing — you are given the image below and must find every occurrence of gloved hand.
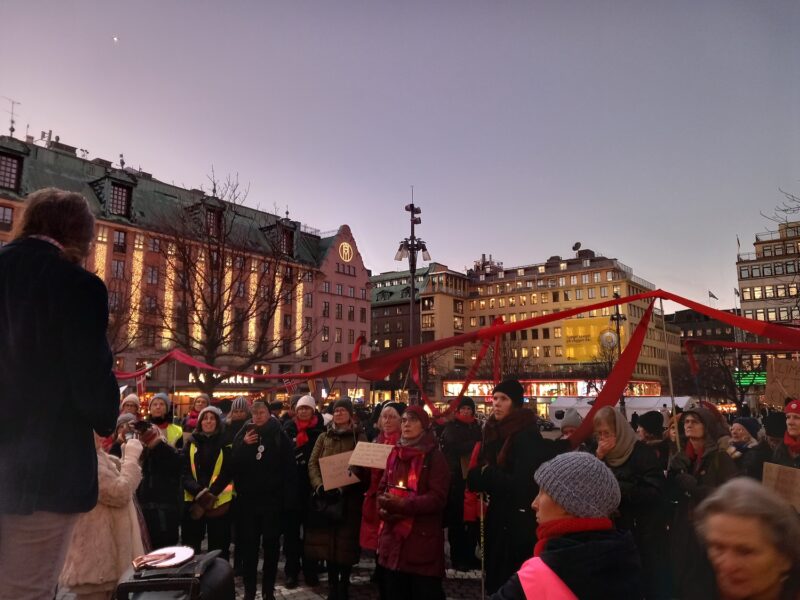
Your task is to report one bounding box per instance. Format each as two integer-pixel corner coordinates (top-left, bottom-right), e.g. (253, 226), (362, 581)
(196, 489), (217, 510)
(324, 488), (342, 502)
(377, 493), (407, 513)
(123, 438), (144, 463)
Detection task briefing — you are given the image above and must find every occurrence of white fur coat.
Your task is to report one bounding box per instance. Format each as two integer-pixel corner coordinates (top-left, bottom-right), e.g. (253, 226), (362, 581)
(59, 440), (145, 594)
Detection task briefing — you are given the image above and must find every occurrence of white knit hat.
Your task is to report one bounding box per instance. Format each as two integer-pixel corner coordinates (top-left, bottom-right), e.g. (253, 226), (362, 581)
(120, 393), (140, 411)
(295, 395), (317, 411)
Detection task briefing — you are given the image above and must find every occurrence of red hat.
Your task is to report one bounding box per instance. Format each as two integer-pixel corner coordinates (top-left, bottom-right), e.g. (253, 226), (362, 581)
(785, 399), (800, 415)
(404, 405), (431, 430)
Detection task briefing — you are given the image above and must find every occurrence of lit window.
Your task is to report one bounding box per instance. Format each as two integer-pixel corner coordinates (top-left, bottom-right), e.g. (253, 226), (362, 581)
(109, 184), (131, 217)
(0, 206), (12, 231)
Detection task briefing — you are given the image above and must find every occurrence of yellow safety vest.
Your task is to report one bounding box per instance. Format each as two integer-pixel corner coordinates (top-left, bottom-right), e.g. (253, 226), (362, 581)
(184, 443), (234, 508)
(165, 424), (183, 447)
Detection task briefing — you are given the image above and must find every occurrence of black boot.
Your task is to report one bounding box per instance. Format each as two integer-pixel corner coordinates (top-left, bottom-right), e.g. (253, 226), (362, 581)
(338, 566), (351, 600)
(326, 565), (340, 600)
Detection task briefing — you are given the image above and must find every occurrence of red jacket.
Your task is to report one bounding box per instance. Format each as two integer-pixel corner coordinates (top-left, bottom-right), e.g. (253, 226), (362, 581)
(377, 435), (451, 578)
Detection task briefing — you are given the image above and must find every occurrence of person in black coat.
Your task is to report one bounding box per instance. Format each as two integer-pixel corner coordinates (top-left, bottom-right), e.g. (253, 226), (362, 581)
(594, 406), (669, 600)
(233, 400), (297, 600)
(467, 379), (565, 595)
(281, 395), (327, 588)
(440, 396), (482, 570)
(490, 452), (642, 600)
(0, 189), (119, 599)
(727, 417), (771, 480)
(181, 406), (234, 559)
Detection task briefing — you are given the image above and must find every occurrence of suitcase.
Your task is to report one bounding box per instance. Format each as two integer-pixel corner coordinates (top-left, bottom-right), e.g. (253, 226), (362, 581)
(115, 550), (235, 600)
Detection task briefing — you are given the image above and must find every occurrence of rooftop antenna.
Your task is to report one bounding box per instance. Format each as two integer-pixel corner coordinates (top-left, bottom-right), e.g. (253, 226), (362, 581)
(2, 96), (21, 137)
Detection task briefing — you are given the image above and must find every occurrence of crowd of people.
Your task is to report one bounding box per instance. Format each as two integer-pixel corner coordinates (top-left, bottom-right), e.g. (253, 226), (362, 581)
(1, 190), (799, 600)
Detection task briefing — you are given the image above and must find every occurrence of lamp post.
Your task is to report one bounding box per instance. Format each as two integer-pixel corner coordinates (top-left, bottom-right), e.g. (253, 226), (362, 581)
(394, 200), (431, 402)
(610, 292), (628, 417)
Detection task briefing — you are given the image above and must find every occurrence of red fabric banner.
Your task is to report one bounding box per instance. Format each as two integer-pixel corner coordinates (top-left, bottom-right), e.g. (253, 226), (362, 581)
(568, 301), (656, 448)
(684, 339), (800, 374)
(351, 335), (365, 363)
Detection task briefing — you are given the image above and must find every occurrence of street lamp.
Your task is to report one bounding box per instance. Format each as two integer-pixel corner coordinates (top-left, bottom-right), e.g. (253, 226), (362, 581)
(610, 292), (628, 417)
(394, 198), (431, 366)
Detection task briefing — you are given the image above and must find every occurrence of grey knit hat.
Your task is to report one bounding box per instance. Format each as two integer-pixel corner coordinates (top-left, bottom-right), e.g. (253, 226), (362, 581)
(534, 452), (621, 518)
(116, 412), (137, 428)
(149, 392), (171, 412)
(196, 406), (223, 430)
(231, 396), (251, 414)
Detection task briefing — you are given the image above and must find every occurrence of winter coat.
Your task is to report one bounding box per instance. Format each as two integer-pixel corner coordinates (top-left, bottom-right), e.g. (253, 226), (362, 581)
(771, 442), (800, 470)
(60, 441), (145, 595)
(467, 409), (566, 594)
(489, 529), (642, 600)
(376, 433), (451, 578)
(182, 432), (233, 505)
(441, 417), (482, 528)
(729, 439), (772, 480)
(606, 441), (669, 599)
(0, 238), (119, 515)
(305, 424), (367, 565)
(231, 416), (297, 513)
(359, 432), (398, 551)
(137, 438), (183, 509)
(667, 436), (737, 599)
(283, 413), (327, 504)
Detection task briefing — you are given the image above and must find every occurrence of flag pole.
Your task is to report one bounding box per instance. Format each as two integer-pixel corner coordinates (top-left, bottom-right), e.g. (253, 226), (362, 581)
(659, 298), (677, 421)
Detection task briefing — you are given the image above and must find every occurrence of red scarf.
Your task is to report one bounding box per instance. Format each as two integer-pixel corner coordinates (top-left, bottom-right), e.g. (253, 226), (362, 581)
(455, 413), (476, 425)
(784, 432), (800, 455)
(382, 433), (436, 539)
(685, 441), (705, 474)
(295, 414), (319, 448)
(483, 408), (539, 467)
(534, 517), (613, 557)
(185, 409), (200, 430)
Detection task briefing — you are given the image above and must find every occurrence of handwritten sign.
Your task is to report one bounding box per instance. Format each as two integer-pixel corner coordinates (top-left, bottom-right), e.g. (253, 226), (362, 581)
(762, 462), (800, 511)
(766, 358), (800, 407)
(348, 442), (393, 469)
(319, 451), (359, 491)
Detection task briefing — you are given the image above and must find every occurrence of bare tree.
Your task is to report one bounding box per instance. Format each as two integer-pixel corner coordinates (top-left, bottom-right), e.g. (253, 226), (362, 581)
(106, 273), (142, 357)
(149, 173), (319, 397)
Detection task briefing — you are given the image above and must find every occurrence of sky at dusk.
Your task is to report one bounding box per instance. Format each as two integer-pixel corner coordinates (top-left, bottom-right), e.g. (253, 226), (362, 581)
(3, 1), (799, 311)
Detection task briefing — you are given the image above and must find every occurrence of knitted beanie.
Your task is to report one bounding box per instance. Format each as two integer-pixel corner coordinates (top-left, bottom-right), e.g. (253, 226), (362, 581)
(120, 393), (140, 412)
(332, 398), (354, 416)
(296, 395), (317, 411)
(269, 400), (284, 413)
(534, 452), (621, 518)
(382, 401), (407, 417)
(149, 392), (171, 412)
(493, 379), (525, 406)
(252, 399), (268, 411)
(116, 412), (137, 428)
(785, 399), (800, 416)
(403, 405), (431, 430)
(231, 396), (250, 414)
(560, 407), (583, 430)
(458, 397), (476, 412)
(638, 411), (665, 437)
(197, 405), (223, 423)
(733, 417), (761, 440)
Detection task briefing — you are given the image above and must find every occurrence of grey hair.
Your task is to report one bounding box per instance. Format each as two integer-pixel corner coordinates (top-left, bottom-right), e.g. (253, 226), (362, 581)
(695, 478), (800, 571)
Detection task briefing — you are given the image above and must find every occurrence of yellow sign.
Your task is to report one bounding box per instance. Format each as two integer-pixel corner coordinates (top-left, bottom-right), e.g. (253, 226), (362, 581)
(564, 317), (610, 362)
(339, 242), (353, 262)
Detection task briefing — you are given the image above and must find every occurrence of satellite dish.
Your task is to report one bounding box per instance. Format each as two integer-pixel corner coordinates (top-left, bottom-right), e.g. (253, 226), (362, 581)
(572, 242), (581, 252)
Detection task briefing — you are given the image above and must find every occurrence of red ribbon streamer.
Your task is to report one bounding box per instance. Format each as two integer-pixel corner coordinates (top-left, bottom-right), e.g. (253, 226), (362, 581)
(568, 301), (656, 448)
(684, 340), (800, 375)
(351, 335), (365, 363)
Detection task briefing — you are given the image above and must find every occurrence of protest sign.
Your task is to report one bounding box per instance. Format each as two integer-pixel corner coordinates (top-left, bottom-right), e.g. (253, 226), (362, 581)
(766, 358), (800, 407)
(319, 451), (359, 491)
(763, 462), (800, 511)
(348, 442), (393, 469)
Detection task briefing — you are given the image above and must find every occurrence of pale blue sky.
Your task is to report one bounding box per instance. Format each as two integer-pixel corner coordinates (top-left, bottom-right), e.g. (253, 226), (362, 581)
(3, 1), (798, 310)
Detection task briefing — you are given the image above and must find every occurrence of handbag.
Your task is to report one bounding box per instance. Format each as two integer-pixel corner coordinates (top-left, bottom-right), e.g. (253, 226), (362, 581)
(308, 491), (345, 526)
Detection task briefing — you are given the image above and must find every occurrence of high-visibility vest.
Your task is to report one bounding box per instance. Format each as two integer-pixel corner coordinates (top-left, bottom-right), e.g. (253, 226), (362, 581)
(184, 443), (234, 508)
(165, 423), (183, 447)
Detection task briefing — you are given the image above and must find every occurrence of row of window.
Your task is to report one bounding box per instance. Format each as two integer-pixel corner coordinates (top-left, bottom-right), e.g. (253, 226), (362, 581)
(471, 285), (621, 310)
(321, 280), (367, 299)
(320, 327), (360, 344)
(754, 241), (800, 258)
(739, 260), (799, 280)
(321, 301), (368, 322)
(335, 262), (358, 277)
(740, 284), (800, 301)
(743, 307), (799, 323)
(467, 306), (618, 329)
(681, 327), (733, 338)
(476, 271), (618, 294)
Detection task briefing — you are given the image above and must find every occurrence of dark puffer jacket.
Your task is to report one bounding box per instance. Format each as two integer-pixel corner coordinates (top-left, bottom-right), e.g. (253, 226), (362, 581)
(283, 413), (327, 502)
(440, 417), (481, 528)
(489, 529), (642, 600)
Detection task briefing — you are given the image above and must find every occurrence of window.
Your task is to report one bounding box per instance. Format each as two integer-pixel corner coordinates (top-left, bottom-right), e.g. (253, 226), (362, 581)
(581, 274), (590, 284)
(360, 307), (367, 323)
(283, 314), (292, 330)
(558, 276), (566, 287)
(543, 346), (551, 357)
(600, 286), (608, 298)
(593, 272), (601, 283)
(0, 206), (13, 231)
(322, 326), (330, 342)
(347, 305), (355, 321)
(304, 292), (313, 308)
(0, 153), (22, 191)
(479, 316), (486, 326)
(555, 346), (563, 357)
(454, 300), (464, 313)
(280, 229), (294, 254)
(323, 281), (331, 293)
(148, 237), (160, 253)
(360, 288), (367, 300)
(554, 327), (562, 338)
(304, 317), (313, 331)
(470, 317), (477, 327)
(146, 266), (159, 285)
(530, 293), (537, 304)
(559, 262), (567, 271)
(384, 339), (391, 348)
(108, 291), (121, 312)
(143, 296), (158, 314)
(543, 328), (550, 339)
(336, 303), (343, 319)
(335, 328), (342, 343)
(348, 286), (355, 297)
(499, 298), (506, 308)
(563, 290), (571, 301)
(322, 301), (330, 317)
(348, 329), (355, 344)
(454, 316), (464, 331)
(111, 259), (125, 279)
(336, 284), (343, 295)
(570, 275), (577, 285)
(422, 315), (435, 328)
(587, 288), (596, 299)
(552, 292), (559, 303)
(236, 281), (246, 298)
(113, 230), (127, 253)
(532, 329), (539, 340)
(739, 266), (749, 279)
(108, 184), (131, 217)
(321, 351), (329, 363)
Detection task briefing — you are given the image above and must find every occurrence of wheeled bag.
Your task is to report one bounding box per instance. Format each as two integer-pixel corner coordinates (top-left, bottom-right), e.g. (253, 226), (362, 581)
(115, 550), (235, 600)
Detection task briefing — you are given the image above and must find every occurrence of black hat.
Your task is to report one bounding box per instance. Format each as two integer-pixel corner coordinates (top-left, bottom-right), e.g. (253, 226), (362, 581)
(268, 401), (284, 413)
(332, 398), (354, 416)
(458, 397), (476, 412)
(382, 401), (406, 416)
(492, 379), (524, 406)
(638, 411), (664, 437)
(765, 412), (787, 438)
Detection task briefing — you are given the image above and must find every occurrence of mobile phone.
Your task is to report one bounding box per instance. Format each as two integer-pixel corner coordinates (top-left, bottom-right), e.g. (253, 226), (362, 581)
(133, 420), (152, 433)
(125, 431), (136, 441)
(245, 423), (257, 434)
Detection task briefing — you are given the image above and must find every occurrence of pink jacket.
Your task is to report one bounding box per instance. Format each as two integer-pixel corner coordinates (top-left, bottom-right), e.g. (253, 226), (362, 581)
(517, 557), (577, 600)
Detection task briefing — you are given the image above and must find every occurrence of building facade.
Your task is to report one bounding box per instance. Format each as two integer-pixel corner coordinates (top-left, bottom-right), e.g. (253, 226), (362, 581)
(0, 135), (372, 410)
